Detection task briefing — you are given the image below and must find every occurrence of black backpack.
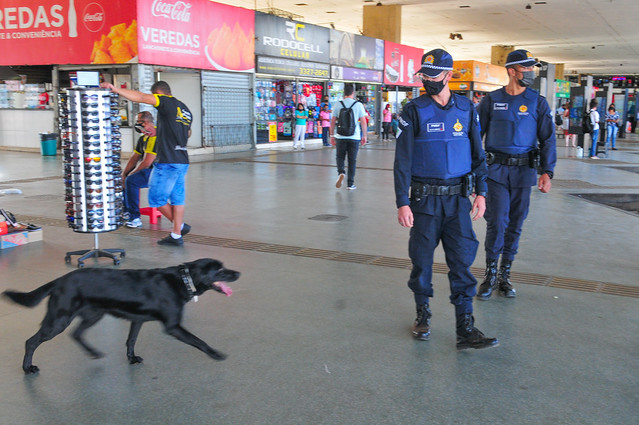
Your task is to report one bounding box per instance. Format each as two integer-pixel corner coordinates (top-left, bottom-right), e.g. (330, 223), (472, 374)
(582, 109), (593, 133)
(336, 100), (359, 137)
(554, 111), (563, 126)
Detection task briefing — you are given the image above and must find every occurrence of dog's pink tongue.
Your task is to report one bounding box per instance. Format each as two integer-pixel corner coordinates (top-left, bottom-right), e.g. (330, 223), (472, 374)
(217, 282), (232, 296)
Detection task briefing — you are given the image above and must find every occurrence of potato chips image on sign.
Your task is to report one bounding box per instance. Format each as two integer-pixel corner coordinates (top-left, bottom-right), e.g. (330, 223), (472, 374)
(90, 20), (138, 64)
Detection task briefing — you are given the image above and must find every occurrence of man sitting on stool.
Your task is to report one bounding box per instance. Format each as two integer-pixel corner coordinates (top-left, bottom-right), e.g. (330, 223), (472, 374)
(122, 111), (157, 228)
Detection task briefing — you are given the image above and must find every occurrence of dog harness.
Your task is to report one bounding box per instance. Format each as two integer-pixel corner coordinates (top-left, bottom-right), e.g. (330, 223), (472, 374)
(178, 264), (198, 302)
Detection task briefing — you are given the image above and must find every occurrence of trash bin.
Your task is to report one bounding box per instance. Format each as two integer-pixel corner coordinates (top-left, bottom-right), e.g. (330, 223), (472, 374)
(39, 133), (58, 156)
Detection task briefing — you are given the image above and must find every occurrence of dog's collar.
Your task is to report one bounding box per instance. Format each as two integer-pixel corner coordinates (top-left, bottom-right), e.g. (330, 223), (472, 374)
(178, 264), (198, 302)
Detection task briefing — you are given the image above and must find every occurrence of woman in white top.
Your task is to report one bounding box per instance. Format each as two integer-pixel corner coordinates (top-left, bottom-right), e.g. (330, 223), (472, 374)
(589, 99), (600, 159)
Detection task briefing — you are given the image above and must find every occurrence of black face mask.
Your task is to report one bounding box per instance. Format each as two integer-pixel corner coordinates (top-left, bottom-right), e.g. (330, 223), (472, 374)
(134, 123), (145, 134)
(517, 70), (536, 87)
(423, 78), (446, 96)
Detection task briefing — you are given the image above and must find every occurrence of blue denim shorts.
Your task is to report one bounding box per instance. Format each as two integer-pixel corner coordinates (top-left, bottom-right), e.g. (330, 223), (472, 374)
(148, 163), (189, 207)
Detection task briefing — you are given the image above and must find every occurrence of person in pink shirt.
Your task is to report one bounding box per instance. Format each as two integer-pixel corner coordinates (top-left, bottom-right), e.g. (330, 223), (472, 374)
(319, 104), (332, 146)
(382, 103), (392, 140)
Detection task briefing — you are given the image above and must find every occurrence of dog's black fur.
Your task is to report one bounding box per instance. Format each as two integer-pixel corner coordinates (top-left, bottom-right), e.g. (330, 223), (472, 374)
(2, 258), (239, 374)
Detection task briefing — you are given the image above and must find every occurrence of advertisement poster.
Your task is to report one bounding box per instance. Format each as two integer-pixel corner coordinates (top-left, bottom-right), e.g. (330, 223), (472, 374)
(255, 12), (329, 64)
(329, 30), (383, 71)
(0, 0), (137, 65)
(331, 66), (382, 83)
(383, 41), (423, 87)
(137, 0), (254, 71)
(257, 56), (329, 79)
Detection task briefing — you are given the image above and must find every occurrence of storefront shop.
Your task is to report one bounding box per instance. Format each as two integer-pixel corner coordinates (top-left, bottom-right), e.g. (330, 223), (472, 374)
(1, 0), (255, 153)
(382, 41), (423, 116)
(448, 60), (508, 103)
(253, 12), (330, 144)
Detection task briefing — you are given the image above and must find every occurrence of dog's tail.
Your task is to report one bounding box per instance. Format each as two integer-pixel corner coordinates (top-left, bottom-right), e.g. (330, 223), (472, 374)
(2, 281), (56, 308)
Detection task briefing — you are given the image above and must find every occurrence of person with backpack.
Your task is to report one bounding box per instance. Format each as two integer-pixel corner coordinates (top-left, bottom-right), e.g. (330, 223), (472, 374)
(587, 99), (600, 159)
(329, 83), (367, 190)
(475, 49), (556, 300)
(394, 48), (498, 350)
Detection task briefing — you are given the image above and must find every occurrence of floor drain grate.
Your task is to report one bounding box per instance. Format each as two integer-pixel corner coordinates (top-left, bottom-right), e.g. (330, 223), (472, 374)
(308, 214), (348, 222)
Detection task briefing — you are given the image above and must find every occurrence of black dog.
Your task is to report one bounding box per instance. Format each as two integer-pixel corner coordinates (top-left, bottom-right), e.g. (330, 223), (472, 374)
(3, 258), (238, 374)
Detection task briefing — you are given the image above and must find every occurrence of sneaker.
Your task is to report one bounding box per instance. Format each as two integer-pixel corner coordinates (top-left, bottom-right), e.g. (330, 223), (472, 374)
(157, 235), (183, 246)
(301, 147), (305, 150)
(335, 173), (345, 188)
(121, 212), (130, 221)
(125, 218), (142, 228)
(181, 223), (191, 236)
(347, 185), (357, 190)
(590, 156), (598, 159)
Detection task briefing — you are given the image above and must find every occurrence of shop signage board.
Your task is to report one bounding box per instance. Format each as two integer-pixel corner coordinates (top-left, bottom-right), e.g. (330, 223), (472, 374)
(331, 66), (382, 83)
(383, 41), (422, 87)
(137, 0), (254, 71)
(451, 60), (508, 86)
(329, 30), (383, 71)
(254, 12), (329, 64)
(257, 56), (329, 79)
(0, 0), (137, 65)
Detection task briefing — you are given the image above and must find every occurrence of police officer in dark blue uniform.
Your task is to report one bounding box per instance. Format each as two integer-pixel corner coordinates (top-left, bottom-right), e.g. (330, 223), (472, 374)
(394, 49), (498, 350)
(476, 49), (557, 300)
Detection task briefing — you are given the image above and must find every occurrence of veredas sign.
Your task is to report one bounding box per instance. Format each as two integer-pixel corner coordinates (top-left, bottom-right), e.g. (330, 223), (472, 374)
(254, 12), (329, 63)
(0, 0), (137, 65)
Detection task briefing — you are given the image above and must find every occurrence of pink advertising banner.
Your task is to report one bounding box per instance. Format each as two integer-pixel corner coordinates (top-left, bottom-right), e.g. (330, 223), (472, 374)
(0, 0), (137, 65)
(136, 0), (254, 72)
(383, 41), (423, 87)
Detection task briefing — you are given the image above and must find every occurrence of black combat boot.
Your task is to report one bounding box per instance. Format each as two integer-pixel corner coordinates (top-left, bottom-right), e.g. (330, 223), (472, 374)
(476, 259), (499, 300)
(497, 259), (516, 298)
(412, 304), (432, 340)
(456, 314), (499, 350)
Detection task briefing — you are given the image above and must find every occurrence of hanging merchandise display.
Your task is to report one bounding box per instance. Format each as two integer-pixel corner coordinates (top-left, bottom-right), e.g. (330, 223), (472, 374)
(60, 88), (126, 267)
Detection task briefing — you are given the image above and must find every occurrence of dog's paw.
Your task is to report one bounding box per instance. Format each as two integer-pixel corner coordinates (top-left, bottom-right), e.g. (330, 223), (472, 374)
(211, 351), (227, 361)
(90, 351), (105, 359)
(128, 356), (144, 364)
(23, 365), (40, 374)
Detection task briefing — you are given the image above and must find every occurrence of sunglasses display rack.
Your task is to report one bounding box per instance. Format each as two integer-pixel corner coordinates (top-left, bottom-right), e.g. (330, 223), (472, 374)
(60, 88), (126, 267)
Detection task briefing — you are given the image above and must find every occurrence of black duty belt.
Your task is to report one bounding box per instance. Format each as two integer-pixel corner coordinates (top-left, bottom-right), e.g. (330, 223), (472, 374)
(486, 152), (529, 166)
(411, 182), (463, 200)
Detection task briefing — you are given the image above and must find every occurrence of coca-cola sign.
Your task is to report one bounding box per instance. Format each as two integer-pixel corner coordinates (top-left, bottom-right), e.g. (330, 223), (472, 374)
(151, 0), (192, 22)
(83, 3), (106, 33)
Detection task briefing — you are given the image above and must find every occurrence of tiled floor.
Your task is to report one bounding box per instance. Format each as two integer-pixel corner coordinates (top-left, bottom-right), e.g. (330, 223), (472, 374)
(1, 135), (638, 424)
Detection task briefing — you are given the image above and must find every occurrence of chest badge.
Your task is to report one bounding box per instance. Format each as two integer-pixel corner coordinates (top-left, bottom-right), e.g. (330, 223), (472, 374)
(519, 105), (528, 113)
(453, 119), (463, 132)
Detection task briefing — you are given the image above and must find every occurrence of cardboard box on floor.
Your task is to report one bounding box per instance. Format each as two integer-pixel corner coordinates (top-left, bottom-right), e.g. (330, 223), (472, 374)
(0, 229), (43, 249)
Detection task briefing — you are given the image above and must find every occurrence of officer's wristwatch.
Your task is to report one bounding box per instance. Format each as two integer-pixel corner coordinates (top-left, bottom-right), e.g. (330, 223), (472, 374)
(544, 171), (554, 179)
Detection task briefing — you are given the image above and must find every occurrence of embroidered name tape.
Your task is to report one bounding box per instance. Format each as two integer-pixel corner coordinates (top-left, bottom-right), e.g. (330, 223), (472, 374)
(427, 123), (445, 132)
(494, 103), (508, 111)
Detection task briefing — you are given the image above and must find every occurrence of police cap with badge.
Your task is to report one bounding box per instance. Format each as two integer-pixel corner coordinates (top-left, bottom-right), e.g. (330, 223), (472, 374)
(416, 49), (454, 96)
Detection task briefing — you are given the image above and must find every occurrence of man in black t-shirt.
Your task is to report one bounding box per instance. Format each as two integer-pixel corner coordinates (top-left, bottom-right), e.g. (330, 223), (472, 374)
(103, 81), (192, 246)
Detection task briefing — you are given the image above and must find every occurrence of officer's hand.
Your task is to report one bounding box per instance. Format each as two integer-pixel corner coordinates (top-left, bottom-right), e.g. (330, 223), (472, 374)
(330, 136), (336, 147)
(398, 205), (413, 228)
(538, 174), (552, 193)
(471, 195), (486, 221)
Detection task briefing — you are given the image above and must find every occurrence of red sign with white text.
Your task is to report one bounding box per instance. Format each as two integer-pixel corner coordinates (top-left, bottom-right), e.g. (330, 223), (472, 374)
(136, 0), (254, 72)
(0, 0), (137, 65)
(383, 41), (423, 87)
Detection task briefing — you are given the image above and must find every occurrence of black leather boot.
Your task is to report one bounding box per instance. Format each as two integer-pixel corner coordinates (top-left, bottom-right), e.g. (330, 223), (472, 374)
(476, 259), (498, 300)
(456, 314), (499, 350)
(497, 259), (516, 298)
(412, 304), (432, 340)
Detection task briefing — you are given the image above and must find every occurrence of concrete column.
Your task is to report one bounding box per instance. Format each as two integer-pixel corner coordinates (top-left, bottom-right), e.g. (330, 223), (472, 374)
(555, 63), (565, 81)
(491, 45), (514, 66)
(362, 4), (402, 43)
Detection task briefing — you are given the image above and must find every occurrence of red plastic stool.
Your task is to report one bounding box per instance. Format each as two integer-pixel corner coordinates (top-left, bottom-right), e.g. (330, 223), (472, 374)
(140, 207), (162, 224)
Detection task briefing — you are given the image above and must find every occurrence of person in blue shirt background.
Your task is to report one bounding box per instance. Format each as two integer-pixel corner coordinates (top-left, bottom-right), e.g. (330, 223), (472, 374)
(476, 49), (557, 300)
(394, 48), (498, 350)
(605, 105), (620, 150)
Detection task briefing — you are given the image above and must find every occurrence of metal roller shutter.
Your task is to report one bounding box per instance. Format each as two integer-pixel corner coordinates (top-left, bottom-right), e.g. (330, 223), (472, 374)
(201, 71), (253, 151)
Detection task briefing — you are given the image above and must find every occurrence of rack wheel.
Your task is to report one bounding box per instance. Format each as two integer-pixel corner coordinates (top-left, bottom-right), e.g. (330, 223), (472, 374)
(78, 262), (85, 268)
(65, 255), (71, 264)
(114, 259), (120, 266)
(120, 252), (126, 258)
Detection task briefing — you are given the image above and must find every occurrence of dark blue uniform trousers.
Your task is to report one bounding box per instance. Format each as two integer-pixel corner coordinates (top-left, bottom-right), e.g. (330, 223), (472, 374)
(484, 178), (532, 261)
(408, 196), (479, 315)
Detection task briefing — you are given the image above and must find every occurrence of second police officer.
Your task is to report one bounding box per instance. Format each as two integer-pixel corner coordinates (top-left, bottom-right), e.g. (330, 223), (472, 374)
(394, 49), (498, 350)
(476, 50), (557, 300)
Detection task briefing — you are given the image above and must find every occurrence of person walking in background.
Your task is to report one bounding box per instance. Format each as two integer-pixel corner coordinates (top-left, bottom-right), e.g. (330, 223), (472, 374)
(319, 104), (331, 146)
(394, 48), (497, 350)
(103, 80), (193, 246)
(330, 83), (367, 190)
(122, 111), (157, 228)
(293, 103), (308, 150)
(588, 99), (600, 159)
(563, 101), (576, 147)
(476, 49), (556, 300)
(382, 103), (392, 140)
(391, 113), (399, 140)
(605, 105), (619, 150)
